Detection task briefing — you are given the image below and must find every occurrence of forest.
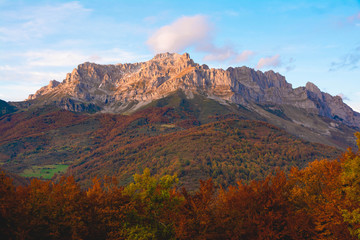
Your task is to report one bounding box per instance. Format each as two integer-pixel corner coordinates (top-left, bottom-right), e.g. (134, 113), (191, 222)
(0, 104), (341, 190)
(1, 133), (360, 239)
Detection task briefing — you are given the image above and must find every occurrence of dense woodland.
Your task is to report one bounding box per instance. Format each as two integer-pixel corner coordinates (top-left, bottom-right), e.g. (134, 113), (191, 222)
(1, 133), (360, 240)
(0, 103), (341, 189)
(71, 113), (341, 189)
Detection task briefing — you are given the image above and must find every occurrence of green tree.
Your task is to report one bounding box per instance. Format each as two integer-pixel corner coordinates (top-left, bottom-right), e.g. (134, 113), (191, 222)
(124, 168), (182, 240)
(341, 132), (360, 238)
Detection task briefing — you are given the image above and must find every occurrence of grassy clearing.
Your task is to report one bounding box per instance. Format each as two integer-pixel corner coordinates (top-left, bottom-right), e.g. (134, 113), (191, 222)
(21, 164), (68, 179)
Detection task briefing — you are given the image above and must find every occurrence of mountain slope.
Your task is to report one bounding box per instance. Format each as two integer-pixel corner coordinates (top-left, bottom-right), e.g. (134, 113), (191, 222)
(0, 93), (341, 189)
(68, 116), (341, 189)
(0, 99), (17, 117)
(138, 91), (357, 150)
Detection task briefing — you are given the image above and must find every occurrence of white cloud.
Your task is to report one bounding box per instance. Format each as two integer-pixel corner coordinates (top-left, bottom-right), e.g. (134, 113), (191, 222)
(202, 45), (237, 62)
(235, 50), (256, 62)
(95, 48), (152, 64)
(0, 47), (150, 101)
(24, 50), (90, 67)
(0, 66), (66, 85)
(147, 15), (254, 64)
(256, 55), (282, 69)
(0, 84), (41, 101)
(22, 49), (151, 68)
(0, 48), (149, 87)
(0, 2), (91, 42)
(147, 15), (212, 53)
(0, 65), (16, 71)
(202, 45), (254, 63)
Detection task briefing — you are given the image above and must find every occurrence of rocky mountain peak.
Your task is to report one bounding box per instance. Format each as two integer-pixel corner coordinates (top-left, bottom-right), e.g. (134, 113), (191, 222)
(150, 52), (196, 70)
(264, 70), (291, 89)
(26, 52), (360, 129)
(48, 80), (60, 88)
(153, 52), (189, 60)
(306, 82), (322, 97)
(28, 80), (61, 100)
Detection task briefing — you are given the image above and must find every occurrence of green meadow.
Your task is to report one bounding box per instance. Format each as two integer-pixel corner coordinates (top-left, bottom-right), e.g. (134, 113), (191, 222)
(21, 164), (68, 179)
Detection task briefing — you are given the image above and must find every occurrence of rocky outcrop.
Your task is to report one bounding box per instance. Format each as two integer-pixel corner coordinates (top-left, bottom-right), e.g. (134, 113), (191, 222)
(28, 80), (60, 100)
(27, 52), (360, 128)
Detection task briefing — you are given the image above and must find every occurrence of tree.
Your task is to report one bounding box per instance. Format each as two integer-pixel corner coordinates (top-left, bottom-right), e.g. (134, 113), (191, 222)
(341, 132), (360, 238)
(124, 168), (181, 240)
(14, 177), (88, 240)
(174, 179), (221, 240)
(0, 171), (18, 239)
(288, 158), (352, 239)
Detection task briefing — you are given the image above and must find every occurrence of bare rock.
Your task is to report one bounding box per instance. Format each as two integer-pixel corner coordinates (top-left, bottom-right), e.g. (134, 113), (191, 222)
(27, 52), (360, 128)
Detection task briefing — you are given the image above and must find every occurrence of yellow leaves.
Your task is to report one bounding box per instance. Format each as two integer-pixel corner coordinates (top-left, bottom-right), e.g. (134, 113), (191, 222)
(339, 132), (360, 239)
(125, 168), (178, 201)
(356, 132), (360, 149)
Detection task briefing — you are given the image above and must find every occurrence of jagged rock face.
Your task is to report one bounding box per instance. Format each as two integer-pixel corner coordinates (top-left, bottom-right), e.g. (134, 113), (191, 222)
(28, 80), (60, 99)
(27, 52), (360, 128)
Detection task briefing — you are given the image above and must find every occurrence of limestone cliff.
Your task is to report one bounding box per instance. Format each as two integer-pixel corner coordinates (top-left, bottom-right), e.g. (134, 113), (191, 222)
(27, 52), (360, 128)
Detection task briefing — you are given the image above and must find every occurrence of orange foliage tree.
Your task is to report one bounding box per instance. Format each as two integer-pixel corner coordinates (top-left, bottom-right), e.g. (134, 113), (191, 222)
(1, 132), (360, 239)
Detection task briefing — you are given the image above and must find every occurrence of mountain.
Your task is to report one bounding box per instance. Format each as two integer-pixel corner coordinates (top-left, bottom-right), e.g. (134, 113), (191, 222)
(25, 52), (359, 149)
(27, 53), (360, 127)
(0, 52), (358, 188)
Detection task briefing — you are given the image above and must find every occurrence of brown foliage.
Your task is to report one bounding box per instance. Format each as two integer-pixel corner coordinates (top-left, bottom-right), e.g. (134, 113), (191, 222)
(0, 108), (358, 239)
(1, 157), (360, 240)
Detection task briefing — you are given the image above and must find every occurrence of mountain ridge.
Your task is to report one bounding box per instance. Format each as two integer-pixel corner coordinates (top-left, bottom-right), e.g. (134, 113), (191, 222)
(26, 52), (360, 129)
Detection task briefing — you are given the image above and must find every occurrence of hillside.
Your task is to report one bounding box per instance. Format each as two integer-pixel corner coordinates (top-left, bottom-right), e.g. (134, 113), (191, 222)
(0, 100), (17, 117)
(68, 116), (341, 189)
(0, 93), (341, 189)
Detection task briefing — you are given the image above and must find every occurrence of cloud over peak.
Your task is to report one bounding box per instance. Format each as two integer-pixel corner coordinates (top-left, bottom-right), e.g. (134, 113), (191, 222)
(147, 15), (211, 53)
(256, 55), (281, 69)
(201, 44), (255, 63)
(147, 15), (254, 64)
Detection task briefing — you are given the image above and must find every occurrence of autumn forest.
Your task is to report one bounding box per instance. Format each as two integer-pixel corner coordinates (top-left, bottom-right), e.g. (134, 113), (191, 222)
(1, 92), (360, 240)
(1, 133), (360, 239)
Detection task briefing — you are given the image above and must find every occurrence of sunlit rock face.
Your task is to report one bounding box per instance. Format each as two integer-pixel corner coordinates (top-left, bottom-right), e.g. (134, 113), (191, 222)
(27, 52), (360, 128)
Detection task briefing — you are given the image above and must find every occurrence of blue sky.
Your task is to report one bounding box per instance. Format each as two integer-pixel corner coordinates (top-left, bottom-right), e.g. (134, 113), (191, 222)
(1, 0), (360, 111)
